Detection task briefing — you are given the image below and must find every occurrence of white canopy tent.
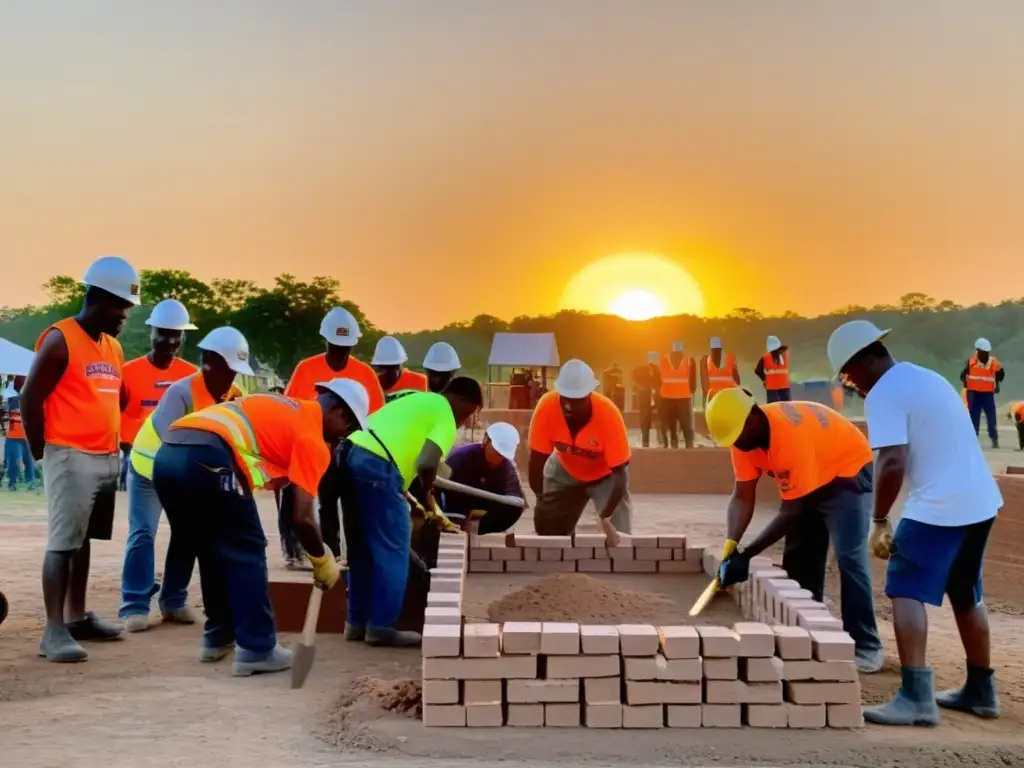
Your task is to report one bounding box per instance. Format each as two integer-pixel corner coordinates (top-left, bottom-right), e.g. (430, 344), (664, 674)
(0, 338), (35, 377)
(486, 332), (560, 409)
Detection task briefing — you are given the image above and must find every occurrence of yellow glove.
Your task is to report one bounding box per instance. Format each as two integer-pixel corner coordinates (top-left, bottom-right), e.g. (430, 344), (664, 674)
(869, 519), (894, 560)
(308, 550), (341, 590)
(469, 509), (488, 520)
(421, 495), (460, 533)
(721, 539), (738, 561)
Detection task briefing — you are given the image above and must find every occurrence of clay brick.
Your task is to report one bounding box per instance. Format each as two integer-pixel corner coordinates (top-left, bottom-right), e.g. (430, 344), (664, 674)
(546, 654), (620, 679)
(463, 680), (502, 703)
(501, 621), (542, 654)
(625, 654), (702, 682)
(584, 702), (623, 728)
(506, 678), (579, 703)
(573, 533), (609, 547)
(521, 547), (539, 561)
(584, 677), (621, 703)
(423, 704), (467, 727)
(671, 548), (685, 560)
(701, 704), (741, 728)
(684, 544), (704, 562)
(463, 623), (500, 657)
(702, 657), (738, 680)
(471, 533), (508, 548)
(539, 547), (563, 561)
(426, 591), (461, 608)
(659, 558), (703, 573)
(798, 611), (843, 632)
(741, 656), (783, 683)
(659, 534), (686, 548)
(430, 567), (463, 580)
(422, 624), (461, 657)
(506, 559), (576, 573)
(490, 547), (523, 561)
(810, 631), (856, 662)
(517, 534), (572, 549)
(424, 606), (462, 626)
(468, 548), (490, 561)
(827, 703), (865, 728)
(562, 547), (594, 560)
(612, 559), (657, 573)
(786, 703), (826, 728)
(704, 680), (744, 704)
(702, 548), (721, 576)
(618, 624), (661, 656)
(785, 682), (860, 705)
(622, 704), (664, 728)
(634, 548), (674, 561)
(469, 560), (505, 573)
(540, 622), (581, 655)
(506, 703), (544, 726)
(626, 681), (701, 705)
(466, 703), (503, 727)
(658, 626), (700, 659)
(580, 625), (620, 655)
(628, 534), (659, 547)
(787, 599), (828, 615)
(734, 622), (775, 657)
(777, 588), (814, 601)
(592, 547), (609, 559)
(577, 559), (612, 572)
(429, 578), (462, 594)
(607, 546), (635, 560)
(422, 680), (460, 704)
(773, 626), (812, 659)
(744, 704), (787, 728)
(544, 703), (581, 727)
(748, 556), (774, 571)
(666, 704), (702, 727)
(423, 655), (538, 680)
(696, 626), (741, 657)
(782, 660), (858, 682)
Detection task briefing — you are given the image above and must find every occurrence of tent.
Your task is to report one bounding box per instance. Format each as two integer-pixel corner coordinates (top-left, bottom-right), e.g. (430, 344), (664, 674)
(486, 333), (560, 409)
(0, 338), (35, 376)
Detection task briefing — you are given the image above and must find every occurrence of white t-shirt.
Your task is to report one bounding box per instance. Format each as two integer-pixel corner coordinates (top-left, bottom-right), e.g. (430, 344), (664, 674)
(865, 362), (1001, 527)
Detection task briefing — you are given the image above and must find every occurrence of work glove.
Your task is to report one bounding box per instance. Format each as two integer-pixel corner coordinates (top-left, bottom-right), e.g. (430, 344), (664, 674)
(870, 518), (894, 560)
(717, 550), (752, 588)
(409, 492), (460, 533)
(308, 550), (341, 591)
(721, 539), (738, 561)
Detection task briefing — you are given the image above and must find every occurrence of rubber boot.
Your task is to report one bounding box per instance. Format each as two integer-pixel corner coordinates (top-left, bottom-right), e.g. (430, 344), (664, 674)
(231, 644), (293, 677)
(935, 663), (1000, 719)
(38, 625), (89, 663)
(344, 624), (366, 642)
(863, 665), (941, 726)
(365, 627), (422, 647)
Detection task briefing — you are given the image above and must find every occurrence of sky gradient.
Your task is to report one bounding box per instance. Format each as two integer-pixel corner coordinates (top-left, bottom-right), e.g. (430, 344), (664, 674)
(3, 1), (1023, 331)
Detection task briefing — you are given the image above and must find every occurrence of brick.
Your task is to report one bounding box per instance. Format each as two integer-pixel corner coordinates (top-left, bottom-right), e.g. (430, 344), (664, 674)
(741, 656), (783, 682)
(583, 677), (621, 703)
(468, 548), (490, 561)
(811, 631), (856, 662)
(744, 704), (787, 728)
(734, 622), (775, 657)
(798, 612), (843, 632)
(424, 607), (461, 626)
(659, 626), (700, 659)
(773, 626), (812, 659)
(517, 534), (572, 549)
(544, 703), (580, 727)
(506, 703), (544, 727)
(705, 680), (744, 704)
(785, 682), (860, 705)
(666, 704), (702, 728)
(546, 654), (620, 678)
(463, 680), (502, 704)
(427, 591), (461, 608)
(787, 599), (828, 615)
(622, 704), (664, 728)
(469, 560), (505, 573)
(684, 544), (704, 562)
(827, 703), (865, 728)
(423, 655), (538, 680)
(522, 547), (539, 561)
(561, 547), (594, 560)
(782, 660), (857, 682)
(702, 657), (738, 680)
(748, 556), (774, 571)
(584, 702), (623, 728)
(777, 588), (814, 601)
(539, 547), (563, 561)
(422, 624), (461, 657)
(422, 680), (459, 704)
(618, 624), (660, 655)
(429, 578), (462, 594)
(423, 704), (466, 726)
(471, 533), (508, 548)
(430, 567), (463, 580)
(501, 621), (542, 654)
(490, 547), (523, 561)
(786, 703), (826, 728)
(466, 703), (503, 727)
(696, 626), (740, 657)
(634, 548), (674, 561)
(702, 548), (721, 576)
(506, 560), (576, 573)
(507, 678), (579, 703)
(572, 533), (609, 547)
(540, 622), (581, 655)
(625, 654), (702, 682)
(658, 534), (686, 548)
(701, 704), (741, 728)
(577, 559), (612, 572)
(463, 623), (500, 657)
(607, 546), (635, 560)
(580, 625), (619, 655)
(626, 681), (701, 705)
(671, 548), (686, 560)
(592, 547), (609, 559)
(658, 559), (702, 573)
(612, 559), (657, 573)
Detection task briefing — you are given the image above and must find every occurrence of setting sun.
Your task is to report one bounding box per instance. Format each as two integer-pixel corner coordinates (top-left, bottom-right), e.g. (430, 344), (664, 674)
(609, 289), (665, 321)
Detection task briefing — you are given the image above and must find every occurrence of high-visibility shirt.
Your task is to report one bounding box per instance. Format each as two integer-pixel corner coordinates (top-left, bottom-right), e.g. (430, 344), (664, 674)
(36, 317), (124, 454)
(704, 352), (738, 400)
(1010, 401), (1024, 420)
(120, 356), (197, 445)
(169, 394), (330, 497)
(762, 351), (790, 391)
(965, 355), (1001, 393)
(285, 353), (384, 413)
(730, 401), (872, 501)
(130, 373), (243, 480)
(528, 390), (631, 483)
(6, 394), (24, 440)
(384, 369), (429, 398)
(659, 356), (692, 399)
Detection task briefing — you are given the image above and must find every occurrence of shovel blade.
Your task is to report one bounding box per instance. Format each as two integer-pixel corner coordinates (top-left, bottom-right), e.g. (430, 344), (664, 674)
(290, 643), (317, 689)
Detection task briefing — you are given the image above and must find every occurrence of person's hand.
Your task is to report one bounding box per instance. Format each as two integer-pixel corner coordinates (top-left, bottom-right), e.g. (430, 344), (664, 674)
(307, 550), (341, 590)
(717, 550), (751, 588)
(870, 518), (894, 560)
(600, 516), (620, 547)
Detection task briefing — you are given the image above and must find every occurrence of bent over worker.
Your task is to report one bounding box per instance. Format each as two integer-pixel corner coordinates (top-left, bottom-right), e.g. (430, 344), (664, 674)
(152, 382), (367, 676)
(529, 360), (632, 537)
(960, 338), (1004, 449)
(1009, 401), (1024, 451)
(707, 388), (884, 673)
(754, 335), (791, 403)
(119, 327), (250, 632)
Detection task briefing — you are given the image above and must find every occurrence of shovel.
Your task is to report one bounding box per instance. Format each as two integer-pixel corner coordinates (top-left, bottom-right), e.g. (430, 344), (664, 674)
(290, 586), (323, 689)
(688, 539), (737, 617)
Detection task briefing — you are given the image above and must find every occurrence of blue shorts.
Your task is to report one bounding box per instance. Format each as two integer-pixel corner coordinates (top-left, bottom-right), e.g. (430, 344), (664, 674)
(885, 517), (995, 611)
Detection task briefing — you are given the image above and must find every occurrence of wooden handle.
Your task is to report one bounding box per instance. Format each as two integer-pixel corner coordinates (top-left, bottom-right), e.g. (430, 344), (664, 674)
(433, 476), (526, 508)
(301, 586), (323, 645)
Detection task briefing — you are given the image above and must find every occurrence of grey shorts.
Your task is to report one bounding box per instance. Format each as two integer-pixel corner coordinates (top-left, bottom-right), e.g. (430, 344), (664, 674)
(43, 445), (119, 552)
(533, 454), (632, 535)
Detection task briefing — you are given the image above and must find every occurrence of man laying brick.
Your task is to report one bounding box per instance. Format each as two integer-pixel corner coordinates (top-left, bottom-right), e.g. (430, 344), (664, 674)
(528, 359), (630, 540)
(829, 320), (1001, 726)
(706, 387), (884, 674)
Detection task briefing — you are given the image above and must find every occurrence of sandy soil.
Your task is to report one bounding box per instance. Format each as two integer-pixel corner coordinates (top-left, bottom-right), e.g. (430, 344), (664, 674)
(1, 489), (1023, 768)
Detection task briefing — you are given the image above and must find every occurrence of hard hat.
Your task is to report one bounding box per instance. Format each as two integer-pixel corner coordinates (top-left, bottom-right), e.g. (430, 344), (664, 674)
(975, 338), (992, 353)
(372, 335), (408, 366)
(485, 422), (520, 462)
(709, 336), (723, 350)
(553, 359), (599, 399)
(647, 351), (659, 364)
(197, 326), (254, 376)
(766, 335), (782, 353)
(423, 341), (461, 372)
(706, 387), (756, 447)
(319, 307), (361, 346)
(145, 298), (197, 331)
(826, 320), (890, 376)
(82, 255), (141, 306)
(671, 340), (684, 352)
(315, 378), (370, 430)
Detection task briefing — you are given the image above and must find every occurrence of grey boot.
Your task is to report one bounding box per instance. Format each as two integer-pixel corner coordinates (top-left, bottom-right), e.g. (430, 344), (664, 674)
(231, 644), (293, 677)
(935, 663), (1000, 719)
(38, 625), (89, 663)
(344, 624), (366, 642)
(863, 665), (941, 726)
(365, 627), (422, 647)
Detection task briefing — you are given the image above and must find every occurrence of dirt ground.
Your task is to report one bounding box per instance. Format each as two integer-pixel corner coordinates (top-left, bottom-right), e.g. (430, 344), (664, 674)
(1, 489), (1023, 768)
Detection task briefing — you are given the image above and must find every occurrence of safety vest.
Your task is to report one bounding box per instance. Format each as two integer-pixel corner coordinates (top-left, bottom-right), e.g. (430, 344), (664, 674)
(705, 352), (737, 400)
(762, 351), (790, 391)
(659, 356), (692, 399)
(965, 355), (1000, 393)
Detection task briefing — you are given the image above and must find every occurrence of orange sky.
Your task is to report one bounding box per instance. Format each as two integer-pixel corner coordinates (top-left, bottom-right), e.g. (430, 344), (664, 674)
(2, 2), (1023, 331)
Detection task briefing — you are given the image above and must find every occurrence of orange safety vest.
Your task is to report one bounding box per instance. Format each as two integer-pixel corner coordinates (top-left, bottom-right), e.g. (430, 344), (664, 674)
(762, 351), (790, 391)
(705, 352), (737, 400)
(659, 356), (692, 399)
(965, 355), (1000, 393)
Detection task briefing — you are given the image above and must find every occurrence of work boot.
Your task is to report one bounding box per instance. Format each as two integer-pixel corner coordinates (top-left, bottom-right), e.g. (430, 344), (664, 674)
(863, 666), (941, 726)
(66, 612), (124, 642)
(935, 663), (1000, 719)
(365, 627), (422, 647)
(855, 646), (885, 674)
(39, 625), (89, 663)
(199, 642), (234, 663)
(231, 644), (293, 677)
(344, 624), (366, 642)
(161, 607), (196, 625)
(123, 614), (150, 633)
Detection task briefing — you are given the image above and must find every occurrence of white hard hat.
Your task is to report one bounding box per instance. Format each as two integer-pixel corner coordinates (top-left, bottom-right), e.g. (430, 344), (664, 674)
(709, 336), (723, 350)
(197, 326), (254, 376)
(423, 341), (461, 372)
(315, 378), (369, 430)
(975, 338), (992, 353)
(145, 298), (197, 331)
(553, 359), (599, 399)
(485, 422), (520, 462)
(827, 320), (890, 376)
(647, 351), (659, 364)
(82, 255), (141, 306)
(766, 335), (782, 353)
(671, 340), (684, 352)
(372, 335), (408, 366)
(319, 307), (361, 346)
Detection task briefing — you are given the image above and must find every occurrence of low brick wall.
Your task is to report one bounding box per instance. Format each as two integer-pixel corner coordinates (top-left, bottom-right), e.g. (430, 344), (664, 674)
(991, 474), (1024, 579)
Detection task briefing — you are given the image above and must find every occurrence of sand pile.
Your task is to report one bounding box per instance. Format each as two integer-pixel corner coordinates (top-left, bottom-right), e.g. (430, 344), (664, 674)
(320, 676), (422, 751)
(486, 572), (679, 623)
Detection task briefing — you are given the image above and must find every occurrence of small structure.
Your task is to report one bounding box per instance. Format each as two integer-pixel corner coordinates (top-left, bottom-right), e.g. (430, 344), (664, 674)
(0, 337), (34, 377)
(486, 333), (560, 409)
(235, 357), (283, 394)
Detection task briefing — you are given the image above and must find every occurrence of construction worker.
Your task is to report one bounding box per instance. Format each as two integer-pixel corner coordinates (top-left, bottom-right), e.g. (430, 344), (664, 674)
(602, 361), (625, 412)
(119, 299), (198, 492)
(707, 387), (884, 673)
(755, 335), (791, 403)
(3, 375), (36, 491)
(700, 336), (741, 407)
(21, 256), (140, 662)
(282, 307), (384, 566)
(338, 376), (483, 647)
(631, 352), (661, 447)
(960, 338), (1004, 448)
(373, 335), (428, 403)
(1009, 401), (1024, 450)
(153, 381), (368, 675)
(828, 320), (1001, 725)
(659, 341), (696, 449)
(119, 327), (251, 632)
(529, 360), (631, 537)
(423, 341), (461, 393)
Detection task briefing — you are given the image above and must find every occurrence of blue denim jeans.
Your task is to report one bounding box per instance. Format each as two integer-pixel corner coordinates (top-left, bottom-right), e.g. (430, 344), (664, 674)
(119, 466), (192, 617)
(967, 390), (998, 444)
(4, 437), (35, 489)
(766, 387), (792, 403)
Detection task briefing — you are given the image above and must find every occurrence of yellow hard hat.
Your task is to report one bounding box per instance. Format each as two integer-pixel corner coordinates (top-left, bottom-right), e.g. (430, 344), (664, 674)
(706, 388), (756, 447)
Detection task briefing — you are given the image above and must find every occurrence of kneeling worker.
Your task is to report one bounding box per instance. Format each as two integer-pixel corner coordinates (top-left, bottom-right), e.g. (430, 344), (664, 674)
(439, 422), (525, 533)
(707, 388), (884, 673)
(151, 380), (369, 676)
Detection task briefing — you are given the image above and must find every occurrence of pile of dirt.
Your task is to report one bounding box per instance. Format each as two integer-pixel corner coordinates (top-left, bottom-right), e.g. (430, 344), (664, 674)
(486, 572), (679, 623)
(320, 676), (422, 751)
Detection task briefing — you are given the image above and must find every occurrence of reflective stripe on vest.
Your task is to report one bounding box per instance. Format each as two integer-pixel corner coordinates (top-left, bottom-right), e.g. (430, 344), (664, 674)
(763, 351), (790, 390)
(659, 356), (692, 398)
(966, 355), (999, 393)
(173, 400), (278, 490)
(705, 353), (737, 396)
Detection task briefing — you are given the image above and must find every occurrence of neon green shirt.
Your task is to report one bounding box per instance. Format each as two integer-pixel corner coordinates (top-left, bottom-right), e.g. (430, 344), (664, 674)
(348, 392), (457, 489)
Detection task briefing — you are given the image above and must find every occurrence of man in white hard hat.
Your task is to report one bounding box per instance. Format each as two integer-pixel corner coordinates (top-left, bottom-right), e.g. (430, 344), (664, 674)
(658, 341), (696, 449)
(422, 341), (461, 393)
(631, 351), (662, 447)
(120, 327), (251, 632)
(959, 338), (1004, 449)
(528, 359), (631, 539)
(755, 335), (791, 403)
(373, 335), (428, 402)
(700, 336), (741, 408)
(828, 320), (1002, 726)
(20, 256), (140, 661)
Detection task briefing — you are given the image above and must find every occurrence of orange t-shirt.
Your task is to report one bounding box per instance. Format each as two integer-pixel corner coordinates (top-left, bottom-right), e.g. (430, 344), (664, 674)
(36, 317), (124, 454)
(730, 401), (872, 501)
(528, 390), (631, 482)
(285, 353), (384, 413)
(6, 394), (25, 440)
(121, 356), (198, 444)
(386, 369), (429, 395)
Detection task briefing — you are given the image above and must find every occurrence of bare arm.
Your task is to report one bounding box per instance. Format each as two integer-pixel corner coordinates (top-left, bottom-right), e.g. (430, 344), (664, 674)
(289, 485), (328, 558)
(414, 438), (443, 497)
(20, 330), (69, 461)
(740, 499), (803, 559)
(753, 358), (766, 382)
(873, 445), (908, 522)
(698, 357), (709, 400)
(726, 479), (759, 543)
(528, 449), (549, 497)
(597, 465), (627, 520)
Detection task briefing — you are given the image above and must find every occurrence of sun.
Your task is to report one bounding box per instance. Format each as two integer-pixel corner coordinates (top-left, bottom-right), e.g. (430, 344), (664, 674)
(559, 253), (705, 319)
(609, 289), (665, 321)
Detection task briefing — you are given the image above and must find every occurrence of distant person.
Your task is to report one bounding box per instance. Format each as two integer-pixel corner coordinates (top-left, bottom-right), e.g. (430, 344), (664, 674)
(631, 352), (661, 447)
(830, 320), (1001, 726)
(602, 361), (625, 412)
(3, 375), (36, 491)
(659, 341), (696, 449)
(959, 338), (1004, 448)
(700, 336), (741, 407)
(422, 342), (461, 393)
(1009, 402), (1024, 451)
(509, 368), (530, 409)
(754, 335), (791, 403)
(372, 335), (428, 403)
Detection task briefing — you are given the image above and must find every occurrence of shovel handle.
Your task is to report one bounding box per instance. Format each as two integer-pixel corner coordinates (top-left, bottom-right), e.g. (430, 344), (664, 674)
(301, 586), (323, 645)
